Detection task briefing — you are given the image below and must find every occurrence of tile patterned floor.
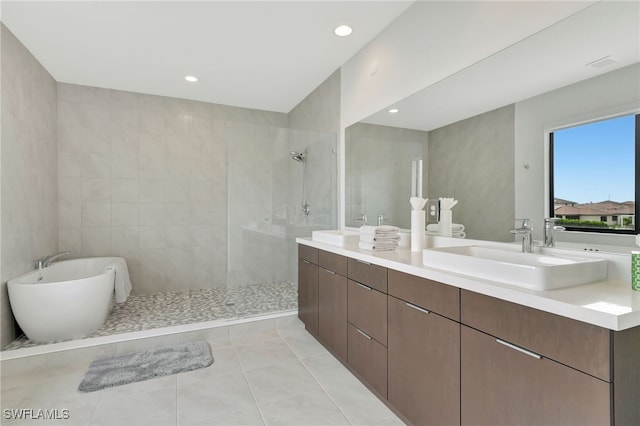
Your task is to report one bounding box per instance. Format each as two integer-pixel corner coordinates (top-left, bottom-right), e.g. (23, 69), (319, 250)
(5, 282), (298, 350)
(0, 323), (405, 426)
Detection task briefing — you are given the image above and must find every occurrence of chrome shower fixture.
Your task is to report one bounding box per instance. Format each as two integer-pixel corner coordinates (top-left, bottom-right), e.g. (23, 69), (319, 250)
(290, 150), (307, 163)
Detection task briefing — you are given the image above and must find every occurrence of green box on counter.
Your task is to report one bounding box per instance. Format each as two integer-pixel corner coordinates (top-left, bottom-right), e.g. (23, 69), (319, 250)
(632, 251), (640, 291)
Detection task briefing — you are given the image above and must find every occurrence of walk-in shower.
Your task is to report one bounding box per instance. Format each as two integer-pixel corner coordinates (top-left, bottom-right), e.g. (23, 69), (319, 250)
(5, 123), (337, 352)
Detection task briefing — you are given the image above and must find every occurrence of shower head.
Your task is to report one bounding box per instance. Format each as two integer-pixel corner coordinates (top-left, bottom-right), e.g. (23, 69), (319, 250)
(290, 150), (306, 163)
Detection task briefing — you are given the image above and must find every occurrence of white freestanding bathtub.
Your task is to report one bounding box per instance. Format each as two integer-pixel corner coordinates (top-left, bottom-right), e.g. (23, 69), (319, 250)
(7, 257), (123, 343)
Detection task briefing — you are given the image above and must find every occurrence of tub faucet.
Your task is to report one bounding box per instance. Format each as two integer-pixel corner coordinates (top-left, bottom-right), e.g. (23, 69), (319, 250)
(544, 217), (565, 248)
(36, 251), (70, 269)
(510, 219), (533, 253)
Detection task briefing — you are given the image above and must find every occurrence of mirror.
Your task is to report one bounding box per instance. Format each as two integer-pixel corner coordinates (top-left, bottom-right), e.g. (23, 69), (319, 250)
(345, 123), (427, 229)
(344, 1), (639, 242)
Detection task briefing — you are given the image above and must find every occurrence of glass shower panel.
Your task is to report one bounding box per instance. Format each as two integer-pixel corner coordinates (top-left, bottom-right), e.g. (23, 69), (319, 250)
(286, 129), (337, 283)
(226, 123), (337, 292)
(227, 122), (289, 287)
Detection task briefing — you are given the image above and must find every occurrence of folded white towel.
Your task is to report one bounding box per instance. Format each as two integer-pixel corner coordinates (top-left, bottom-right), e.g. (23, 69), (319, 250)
(358, 241), (397, 251)
(360, 225), (400, 236)
(105, 257), (132, 303)
(425, 230), (466, 239)
(426, 223), (465, 232)
(360, 234), (401, 244)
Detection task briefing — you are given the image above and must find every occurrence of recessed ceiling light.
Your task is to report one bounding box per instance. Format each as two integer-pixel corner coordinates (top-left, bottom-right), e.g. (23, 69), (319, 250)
(388, 108), (399, 114)
(334, 25), (353, 37)
(184, 75), (198, 83)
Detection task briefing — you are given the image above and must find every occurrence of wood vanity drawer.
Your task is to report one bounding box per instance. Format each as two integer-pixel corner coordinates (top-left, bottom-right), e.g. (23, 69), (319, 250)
(348, 323), (388, 398)
(347, 258), (387, 293)
(348, 279), (387, 346)
(298, 245), (318, 264)
(318, 250), (347, 276)
(388, 269), (459, 321)
(461, 290), (611, 381)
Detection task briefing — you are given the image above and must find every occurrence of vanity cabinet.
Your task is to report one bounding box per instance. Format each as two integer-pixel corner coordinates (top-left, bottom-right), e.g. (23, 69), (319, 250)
(460, 290), (640, 425)
(461, 324), (610, 426)
(346, 259), (388, 397)
(297, 244), (640, 425)
(347, 322), (388, 397)
(317, 251), (348, 362)
(297, 246), (318, 335)
(387, 270), (460, 426)
(347, 279), (387, 345)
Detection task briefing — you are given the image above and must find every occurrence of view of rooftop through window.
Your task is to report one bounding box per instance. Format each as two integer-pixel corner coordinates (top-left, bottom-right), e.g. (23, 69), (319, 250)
(551, 113), (637, 231)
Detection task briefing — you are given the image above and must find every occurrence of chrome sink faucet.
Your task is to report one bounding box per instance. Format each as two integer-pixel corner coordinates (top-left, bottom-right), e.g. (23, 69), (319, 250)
(510, 219), (533, 253)
(544, 217), (565, 248)
(353, 213), (367, 226)
(36, 251), (70, 269)
(377, 213), (390, 226)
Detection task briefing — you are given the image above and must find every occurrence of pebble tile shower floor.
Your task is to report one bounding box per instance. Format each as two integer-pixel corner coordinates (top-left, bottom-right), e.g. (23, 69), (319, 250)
(5, 281), (298, 350)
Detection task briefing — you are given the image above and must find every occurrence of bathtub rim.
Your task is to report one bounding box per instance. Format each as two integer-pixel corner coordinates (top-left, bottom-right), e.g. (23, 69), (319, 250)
(7, 257), (122, 286)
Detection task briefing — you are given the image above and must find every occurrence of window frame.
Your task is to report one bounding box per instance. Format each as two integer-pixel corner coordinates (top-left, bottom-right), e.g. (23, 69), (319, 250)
(548, 113), (640, 235)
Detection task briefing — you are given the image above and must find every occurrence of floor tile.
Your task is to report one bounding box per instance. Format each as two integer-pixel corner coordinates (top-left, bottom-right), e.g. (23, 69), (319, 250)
(177, 406), (264, 426)
(17, 374), (101, 410)
(90, 387), (176, 426)
(302, 353), (403, 426)
(235, 337), (298, 371)
(277, 325), (329, 359)
(177, 347), (242, 384)
(177, 372), (258, 425)
(259, 390), (351, 426)
(245, 360), (322, 405)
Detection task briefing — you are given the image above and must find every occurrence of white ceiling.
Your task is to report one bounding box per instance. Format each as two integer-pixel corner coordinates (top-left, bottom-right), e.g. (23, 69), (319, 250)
(0, 0), (413, 113)
(361, 0), (640, 131)
(2, 1), (638, 120)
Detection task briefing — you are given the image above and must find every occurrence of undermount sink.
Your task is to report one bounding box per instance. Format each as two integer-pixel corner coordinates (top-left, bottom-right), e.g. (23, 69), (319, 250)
(312, 229), (360, 246)
(422, 245), (607, 290)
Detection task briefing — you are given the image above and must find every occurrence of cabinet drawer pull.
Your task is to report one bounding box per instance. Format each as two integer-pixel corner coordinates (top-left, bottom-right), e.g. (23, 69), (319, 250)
(495, 338), (542, 360)
(356, 283), (372, 291)
(356, 259), (372, 266)
(322, 268), (336, 275)
(356, 328), (372, 340)
(405, 302), (430, 315)
(301, 259), (311, 264)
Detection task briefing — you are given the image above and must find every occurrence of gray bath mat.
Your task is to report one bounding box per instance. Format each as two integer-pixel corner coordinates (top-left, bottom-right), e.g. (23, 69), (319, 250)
(78, 341), (213, 392)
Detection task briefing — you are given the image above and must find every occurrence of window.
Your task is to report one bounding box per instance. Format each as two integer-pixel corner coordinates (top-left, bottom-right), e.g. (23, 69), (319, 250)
(549, 113), (639, 234)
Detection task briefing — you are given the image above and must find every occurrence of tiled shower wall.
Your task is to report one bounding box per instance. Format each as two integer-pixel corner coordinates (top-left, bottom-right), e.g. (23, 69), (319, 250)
(56, 83), (287, 295)
(1, 24), (58, 347)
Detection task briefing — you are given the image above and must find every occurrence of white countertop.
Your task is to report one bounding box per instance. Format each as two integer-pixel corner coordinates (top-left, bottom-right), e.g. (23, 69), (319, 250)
(296, 237), (640, 331)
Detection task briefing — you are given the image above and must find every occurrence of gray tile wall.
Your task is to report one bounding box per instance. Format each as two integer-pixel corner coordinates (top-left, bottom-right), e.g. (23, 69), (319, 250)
(428, 104), (515, 241)
(1, 24), (58, 347)
(345, 123), (428, 229)
(56, 83), (287, 295)
(288, 69), (340, 135)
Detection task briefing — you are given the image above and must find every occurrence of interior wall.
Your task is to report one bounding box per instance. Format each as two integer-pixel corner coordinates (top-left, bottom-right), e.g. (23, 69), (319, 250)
(289, 69), (340, 135)
(515, 63), (640, 244)
(56, 82), (287, 295)
(339, 1), (591, 128)
(428, 105), (515, 242)
(287, 69), (340, 281)
(345, 123), (427, 229)
(1, 24), (58, 347)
